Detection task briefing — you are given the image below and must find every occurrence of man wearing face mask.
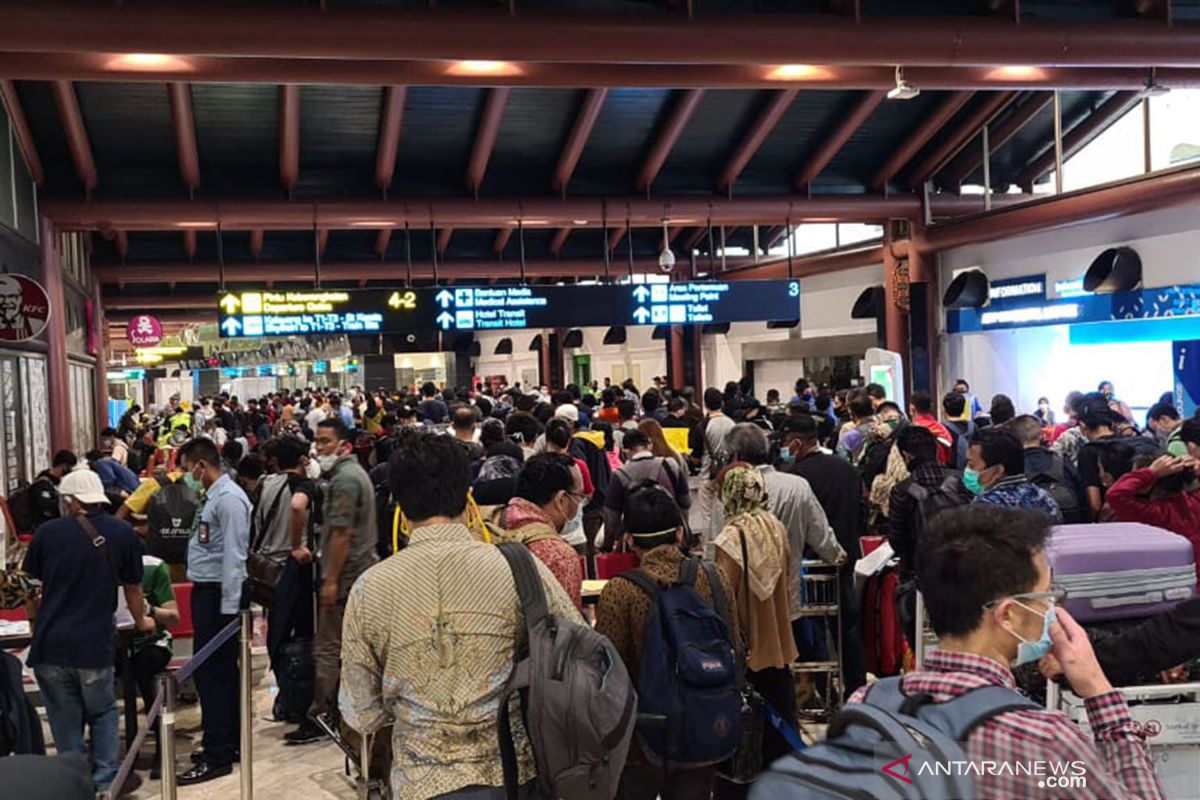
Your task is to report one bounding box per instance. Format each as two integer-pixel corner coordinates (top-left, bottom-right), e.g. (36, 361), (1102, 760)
(965, 429), (1063, 522)
(501, 453), (585, 608)
(285, 418), (379, 745)
(176, 438), (252, 785)
(603, 430), (690, 550)
(846, 506), (1164, 800)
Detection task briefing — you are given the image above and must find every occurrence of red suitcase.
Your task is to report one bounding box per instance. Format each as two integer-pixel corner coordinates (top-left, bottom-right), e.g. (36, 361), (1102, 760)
(861, 566), (906, 676)
(595, 550), (639, 580)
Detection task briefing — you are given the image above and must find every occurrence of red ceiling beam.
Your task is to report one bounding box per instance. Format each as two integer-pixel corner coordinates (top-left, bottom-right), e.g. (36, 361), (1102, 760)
(945, 91), (1053, 186)
(5, 53), (1200, 91)
(316, 228), (330, 257)
(549, 227), (571, 256)
(374, 228), (392, 258)
(870, 91), (974, 190)
(167, 82), (200, 196)
(279, 85), (301, 194)
(718, 89), (798, 191)
(607, 226), (628, 253)
(907, 91), (1017, 188)
(7, 6), (1200, 66)
(183, 230), (196, 261)
(1018, 91), (1142, 188)
(113, 230), (128, 261)
(794, 90), (886, 192)
(51, 80), (98, 193)
(636, 89), (705, 192)
(44, 194), (946, 231)
(552, 88), (607, 195)
(0, 80), (43, 185)
(493, 226), (514, 255)
(725, 243), (884, 280)
(926, 162), (1200, 252)
(375, 86), (407, 194)
(96, 253), (802, 289)
(250, 229), (264, 260)
(466, 88), (511, 198)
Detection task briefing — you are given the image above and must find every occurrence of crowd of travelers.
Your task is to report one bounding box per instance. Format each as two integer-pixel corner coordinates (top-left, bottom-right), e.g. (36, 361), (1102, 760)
(2, 371), (1198, 799)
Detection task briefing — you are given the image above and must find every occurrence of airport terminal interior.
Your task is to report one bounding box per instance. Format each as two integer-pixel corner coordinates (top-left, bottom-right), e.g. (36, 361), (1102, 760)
(6, 1), (1200, 798)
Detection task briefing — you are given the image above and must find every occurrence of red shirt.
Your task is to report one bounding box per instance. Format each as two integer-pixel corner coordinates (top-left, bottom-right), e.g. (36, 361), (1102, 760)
(1106, 468), (1200, 581)
(914, 414), (954, 465)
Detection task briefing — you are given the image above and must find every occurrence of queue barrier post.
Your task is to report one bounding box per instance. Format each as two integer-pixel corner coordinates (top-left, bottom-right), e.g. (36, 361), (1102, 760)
(159, 672), (178, 800)
(239, 608), (254, 800)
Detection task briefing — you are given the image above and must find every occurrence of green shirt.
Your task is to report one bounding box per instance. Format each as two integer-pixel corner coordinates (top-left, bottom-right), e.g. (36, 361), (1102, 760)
(133, 554), (175, 655)
(1167, 426), (1189, 457)
(322, 455), (380, 590)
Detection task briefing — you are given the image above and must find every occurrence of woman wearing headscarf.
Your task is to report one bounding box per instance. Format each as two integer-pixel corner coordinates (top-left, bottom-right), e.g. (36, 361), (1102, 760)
(712, 464), (799, 799)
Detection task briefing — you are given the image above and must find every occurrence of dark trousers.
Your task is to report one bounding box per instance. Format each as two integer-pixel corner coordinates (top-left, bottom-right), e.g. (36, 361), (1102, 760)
(130, 646), (170, 759)
(191, 583), (240, 766)
(618, 763), (716, 800)
(714, 667), (796, 800)
(266, 559), (315, 670)
(839, 563), (867, 694)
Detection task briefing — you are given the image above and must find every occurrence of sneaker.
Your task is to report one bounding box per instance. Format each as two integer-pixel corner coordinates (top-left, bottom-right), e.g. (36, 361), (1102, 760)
(284, 720), (329, 745)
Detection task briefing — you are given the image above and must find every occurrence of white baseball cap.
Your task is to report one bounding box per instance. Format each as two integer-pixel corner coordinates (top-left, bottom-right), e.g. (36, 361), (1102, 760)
(59, 469), (110, 506)
(554, 404), (580, 424)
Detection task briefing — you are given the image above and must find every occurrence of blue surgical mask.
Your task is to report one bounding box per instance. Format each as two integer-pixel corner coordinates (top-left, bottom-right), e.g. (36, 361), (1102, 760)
(1009, 602), (1057, 667)
(562, 498), (585, 538)
(778, 446), (795, 465)
(963, 468), (985, 496)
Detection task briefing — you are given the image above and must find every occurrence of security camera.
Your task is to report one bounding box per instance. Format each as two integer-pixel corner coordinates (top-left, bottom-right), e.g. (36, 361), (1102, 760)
(658, 247), (676, 272)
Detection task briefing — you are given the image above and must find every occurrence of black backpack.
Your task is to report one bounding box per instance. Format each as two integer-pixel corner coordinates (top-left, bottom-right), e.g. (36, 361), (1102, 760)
(907, 473), (967, 544)
(1027, 453), (1087, 525)
(750, 677), (1038, 800)
(6, 477), (58, 534)
(146, 476), (201, 565)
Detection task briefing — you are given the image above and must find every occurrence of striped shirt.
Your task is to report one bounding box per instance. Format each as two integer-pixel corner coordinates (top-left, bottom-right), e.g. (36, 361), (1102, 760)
(339, 523), (582, 800)
(848, 649), (1164, 800)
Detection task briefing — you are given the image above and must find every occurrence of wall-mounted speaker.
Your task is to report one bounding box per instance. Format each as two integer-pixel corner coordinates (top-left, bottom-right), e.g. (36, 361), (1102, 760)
(1084, 247), (1141, 293)
(942, 269), (990, 309)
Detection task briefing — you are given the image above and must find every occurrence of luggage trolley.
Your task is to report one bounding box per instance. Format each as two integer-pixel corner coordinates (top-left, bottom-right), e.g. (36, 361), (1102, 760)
(792, 559), (844, 722)
(913, 590), (938, 668)
(1047, 680), (1200, 800)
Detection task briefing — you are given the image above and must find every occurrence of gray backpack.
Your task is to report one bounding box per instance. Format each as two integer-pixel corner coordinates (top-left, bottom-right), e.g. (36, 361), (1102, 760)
(497, 543), (637, 800)
(749, 677), (1038, 800)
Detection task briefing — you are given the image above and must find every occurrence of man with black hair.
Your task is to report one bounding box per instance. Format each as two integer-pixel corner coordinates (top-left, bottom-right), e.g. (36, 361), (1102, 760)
(780, 415), (866, 692)
(941, 390), (975, 470)
(616, 398), (638, 431)
(691, 387), (737, 534)
(26, 449), (77, 529)
(864, 382), (887, 410)
(1180, 418), (1200, 460)
(1011, 414), (1087, 524)
(504, 453), (585, 607)
(641, 390), (666, 423)
(450, 404), (484, 462)
(951, 378), (984, 420)
(661, 396), (690, 429)
(340, 431), (580, 799)
(1076, 394), (1160, 520)
(967, 429), (1063, 521)
(604, 430), (690, 548)
(504, 411), (541, 461)
(1106, 454), (1200, 554)
(909, 390), (953, 465)
(99, 426), (130, 466)
(87, 448), (141, 496)
(835, 390), (876, 462)
(847, 506), (1163, 800)
(595, 483), (737, 800)
(888, 426), (968, 583)
(176, 437), (251, 785)
(286, 417), (379, 745)
(1147, 402), (1187, 456)
(418, 381), (448, 425)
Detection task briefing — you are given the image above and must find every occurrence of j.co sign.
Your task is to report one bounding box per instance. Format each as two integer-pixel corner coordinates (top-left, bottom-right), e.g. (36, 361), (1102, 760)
(126, 314), (164, 347)
(0, 274), (50, 342)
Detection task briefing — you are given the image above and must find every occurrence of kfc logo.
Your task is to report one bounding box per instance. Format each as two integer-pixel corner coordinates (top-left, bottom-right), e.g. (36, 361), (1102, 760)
(0, 274), (50, 342)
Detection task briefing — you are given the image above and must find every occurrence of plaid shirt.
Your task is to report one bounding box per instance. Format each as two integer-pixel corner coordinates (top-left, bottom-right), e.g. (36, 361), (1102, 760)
(848, 650), (1165, 800)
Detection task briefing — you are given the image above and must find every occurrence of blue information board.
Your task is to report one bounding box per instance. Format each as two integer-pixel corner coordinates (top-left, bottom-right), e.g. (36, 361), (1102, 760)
(216, 280), (801, 339)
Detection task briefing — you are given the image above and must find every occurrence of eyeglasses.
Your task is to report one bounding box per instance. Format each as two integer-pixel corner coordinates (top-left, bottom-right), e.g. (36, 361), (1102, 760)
(983, 584), (1067, 610)
(563, 490), (588, 505)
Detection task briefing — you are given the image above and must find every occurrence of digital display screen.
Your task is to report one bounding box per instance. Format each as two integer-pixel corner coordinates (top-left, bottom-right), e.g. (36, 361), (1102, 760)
(217, 280), (801, 339)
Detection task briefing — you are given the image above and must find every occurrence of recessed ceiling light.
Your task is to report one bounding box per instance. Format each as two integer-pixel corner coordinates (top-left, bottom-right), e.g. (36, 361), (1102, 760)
(105, 53), (194, 72)
(348, 220), (396, 227)
(175, 221), (215, 229)
(572, 219), (590, 225)
(446, 60), (522, 77)
(986, 66), (1045, 81)
(765, 64), (829, 81)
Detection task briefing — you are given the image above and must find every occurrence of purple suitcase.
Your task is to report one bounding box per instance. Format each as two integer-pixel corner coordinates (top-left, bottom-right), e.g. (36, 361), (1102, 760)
(1047, 523), (1197, 623)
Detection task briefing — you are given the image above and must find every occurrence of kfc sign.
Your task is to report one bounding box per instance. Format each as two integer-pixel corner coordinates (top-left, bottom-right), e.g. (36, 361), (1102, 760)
(126, 314), (163, 347)
(0, 274), (50, 342)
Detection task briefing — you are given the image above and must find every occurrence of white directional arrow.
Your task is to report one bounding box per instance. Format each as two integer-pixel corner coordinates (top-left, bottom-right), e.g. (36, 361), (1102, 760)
(632, 285), (651, 303)
(435, 289), (454, 308)
(221, 317), (243, 336)
(219, 294), (241, 314)
(436, 311), (454, 329)
(632, 306), (651, 324)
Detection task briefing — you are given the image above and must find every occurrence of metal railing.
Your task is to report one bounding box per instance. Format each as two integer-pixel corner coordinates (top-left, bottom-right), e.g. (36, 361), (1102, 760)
(104, 609), (255, 800)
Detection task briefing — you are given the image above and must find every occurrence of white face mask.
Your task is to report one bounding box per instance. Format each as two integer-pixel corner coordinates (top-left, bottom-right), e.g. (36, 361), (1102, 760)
(316, 454), (339, 473)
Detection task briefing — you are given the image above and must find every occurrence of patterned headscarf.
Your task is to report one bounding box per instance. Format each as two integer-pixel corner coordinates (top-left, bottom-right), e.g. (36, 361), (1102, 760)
(719, 463), (770, 517)
(716, 465), (787, 601)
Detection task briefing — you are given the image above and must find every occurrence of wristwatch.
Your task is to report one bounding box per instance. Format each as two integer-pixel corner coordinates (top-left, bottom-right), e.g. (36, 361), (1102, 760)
(146, 603), (157, 621)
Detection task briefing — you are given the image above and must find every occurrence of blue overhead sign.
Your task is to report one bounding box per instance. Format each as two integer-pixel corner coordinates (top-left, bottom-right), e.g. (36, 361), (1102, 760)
(217, 280), (801, 338)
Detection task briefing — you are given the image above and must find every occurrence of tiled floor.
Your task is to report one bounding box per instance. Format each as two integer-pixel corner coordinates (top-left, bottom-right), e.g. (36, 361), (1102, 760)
(120, 684), (355, 799)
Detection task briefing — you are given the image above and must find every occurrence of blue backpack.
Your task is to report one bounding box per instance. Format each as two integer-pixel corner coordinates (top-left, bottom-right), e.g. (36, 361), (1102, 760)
(617, 558), (743, 767)
(750, 677), (1038, 800)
